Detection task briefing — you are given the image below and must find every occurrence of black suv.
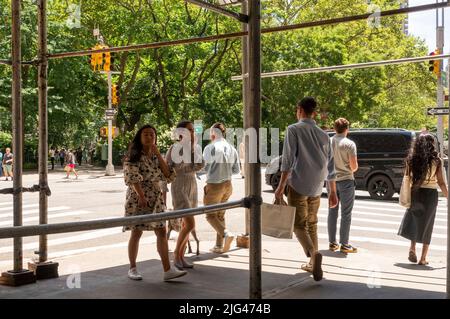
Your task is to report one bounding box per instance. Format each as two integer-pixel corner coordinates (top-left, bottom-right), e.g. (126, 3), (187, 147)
(265, 129), (415, 200)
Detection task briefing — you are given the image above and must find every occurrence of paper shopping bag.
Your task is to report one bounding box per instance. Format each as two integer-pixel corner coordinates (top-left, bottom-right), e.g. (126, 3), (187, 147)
(261, 199), (296, 239)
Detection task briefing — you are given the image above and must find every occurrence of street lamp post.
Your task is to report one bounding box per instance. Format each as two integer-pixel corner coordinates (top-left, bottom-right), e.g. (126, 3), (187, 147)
(105, 70), (115, 176)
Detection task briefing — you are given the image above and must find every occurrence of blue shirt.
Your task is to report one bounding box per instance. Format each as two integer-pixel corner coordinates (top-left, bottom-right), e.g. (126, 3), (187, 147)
(281, 118), (336, 197)
(203, 138), (240, 184)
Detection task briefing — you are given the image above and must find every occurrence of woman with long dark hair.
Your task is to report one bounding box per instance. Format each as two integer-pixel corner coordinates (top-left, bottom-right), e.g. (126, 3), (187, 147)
(123, 125), (187, 281)
(398, 134), (448, 265)
(166, 120), (205, 269)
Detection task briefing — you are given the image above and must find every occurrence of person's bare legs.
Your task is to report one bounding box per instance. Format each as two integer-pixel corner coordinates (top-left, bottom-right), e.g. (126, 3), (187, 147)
(128, 229), (143, 269)
(410, 241), (416, 255)
(419, 244), (429, 265)
(174, 216), (195, 263)
(154, 227), (170, 271)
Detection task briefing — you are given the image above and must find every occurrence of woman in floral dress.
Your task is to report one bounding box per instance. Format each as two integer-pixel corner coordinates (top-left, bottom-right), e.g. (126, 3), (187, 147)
(123, 125), (187, 282)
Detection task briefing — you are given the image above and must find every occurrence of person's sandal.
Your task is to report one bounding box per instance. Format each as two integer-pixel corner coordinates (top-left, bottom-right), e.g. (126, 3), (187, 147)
(418, 260), (429, 266)
(408, 251), (417, 263)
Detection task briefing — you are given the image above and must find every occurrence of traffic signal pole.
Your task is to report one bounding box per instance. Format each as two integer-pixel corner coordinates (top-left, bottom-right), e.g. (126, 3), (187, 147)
(105, 71), (115, 176)
(436, 1), (445, 158)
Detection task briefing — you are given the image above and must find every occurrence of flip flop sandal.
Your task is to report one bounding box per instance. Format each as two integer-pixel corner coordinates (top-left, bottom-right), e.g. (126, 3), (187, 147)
(408, 251), (417, 263)
(418, 261), (429, 266)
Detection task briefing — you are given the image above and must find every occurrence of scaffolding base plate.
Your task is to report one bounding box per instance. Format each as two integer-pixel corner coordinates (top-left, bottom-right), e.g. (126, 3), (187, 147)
(0, 270), (36, 287)
(28, 261), (59, 280)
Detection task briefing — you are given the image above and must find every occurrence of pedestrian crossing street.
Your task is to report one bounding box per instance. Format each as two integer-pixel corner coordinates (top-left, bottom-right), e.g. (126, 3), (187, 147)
(0, 197), (448, 269)
(316, 197), (448, 252)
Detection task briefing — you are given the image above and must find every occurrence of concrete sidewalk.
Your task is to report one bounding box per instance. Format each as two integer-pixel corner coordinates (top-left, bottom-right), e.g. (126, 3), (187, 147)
(0, 238), (446, 299)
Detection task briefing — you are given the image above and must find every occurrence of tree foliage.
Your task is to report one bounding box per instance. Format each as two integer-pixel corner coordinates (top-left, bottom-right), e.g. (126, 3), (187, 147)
(0, 0), (439, 162)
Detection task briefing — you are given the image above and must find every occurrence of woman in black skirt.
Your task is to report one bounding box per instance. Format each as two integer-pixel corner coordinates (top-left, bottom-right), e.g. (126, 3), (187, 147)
(398, 134), (448, 265)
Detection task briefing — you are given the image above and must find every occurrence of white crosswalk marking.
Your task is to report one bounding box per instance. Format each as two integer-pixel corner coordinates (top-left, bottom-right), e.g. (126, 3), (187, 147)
(317, 214), (448, 230)
(316, 233), (446, 251)
(0, 204), (39, 212)
(0, 228), (123, 254)
(319, 208), (447, 223)
(0, 206), (70, 219)
(317, 222), (447, 239)
(353, 205), (448, 218)
(0, 210), (95, 227)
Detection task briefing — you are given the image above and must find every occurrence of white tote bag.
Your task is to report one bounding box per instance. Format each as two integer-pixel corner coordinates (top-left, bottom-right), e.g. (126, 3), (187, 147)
(261, 198), (296, 239)
(399, 173), (411, 208)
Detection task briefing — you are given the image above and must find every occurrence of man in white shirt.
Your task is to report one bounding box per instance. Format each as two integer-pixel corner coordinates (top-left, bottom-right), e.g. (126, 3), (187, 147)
(328, 118), (359, 254)
(203, 123), (240, 254)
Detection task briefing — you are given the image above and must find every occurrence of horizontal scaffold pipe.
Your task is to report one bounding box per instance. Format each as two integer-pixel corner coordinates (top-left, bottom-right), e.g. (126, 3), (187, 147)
(46, 1), (449, 60)
(231, 54), (450, 80)
(0, 199), (247, 239)
(0, 60), (12, 66)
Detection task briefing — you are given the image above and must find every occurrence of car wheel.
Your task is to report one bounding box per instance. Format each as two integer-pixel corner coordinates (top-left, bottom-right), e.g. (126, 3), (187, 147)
(367, 175), (395, 200)
(271, 172), (281, 191)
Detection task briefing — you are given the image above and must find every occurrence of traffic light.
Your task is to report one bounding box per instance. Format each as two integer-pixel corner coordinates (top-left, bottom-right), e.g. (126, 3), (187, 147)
(100, 126), (107, 137)
(103, 52), (111, 72)
(111, 84), (119, 106)
(429, 50), (441, 77)
(99, 126), (119, 138)
(89, 44), (112, 71)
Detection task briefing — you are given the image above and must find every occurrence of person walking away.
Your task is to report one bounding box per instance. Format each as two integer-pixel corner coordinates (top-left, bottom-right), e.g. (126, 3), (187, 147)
(2, 148), (14, 181)
(123, 125), (186, 281)
(59, 149), (65, 167)
(275, 97), (338, 282)
(166, 120), (205, 269)
(49, 146), (55, 170)
(398, 134), (448, 265)
(76, 147), (83, 166)
(203, 122), (240, 254)
(64, 150), (78, 179)
(328, 118), (358, 254)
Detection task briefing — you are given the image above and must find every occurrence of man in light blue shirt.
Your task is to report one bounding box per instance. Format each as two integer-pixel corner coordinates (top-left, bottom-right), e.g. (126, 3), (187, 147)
(275, 97), (338, 282)
(203, 123), (240, 254)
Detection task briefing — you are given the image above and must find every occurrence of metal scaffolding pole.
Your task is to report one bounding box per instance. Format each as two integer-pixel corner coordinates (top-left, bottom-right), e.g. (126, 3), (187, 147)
(248, 0), (262, 299)
(11, 0), (23, 273)
(0, 0), (36, 287)
(28, 0), (59, 280)
(242, 0), (250, 237)
(37, 0), (49, 264)
(231, 54), (450, 80)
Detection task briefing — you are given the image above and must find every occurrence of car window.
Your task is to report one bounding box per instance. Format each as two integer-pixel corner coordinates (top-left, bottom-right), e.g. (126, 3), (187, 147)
(348, 133), (408, 153)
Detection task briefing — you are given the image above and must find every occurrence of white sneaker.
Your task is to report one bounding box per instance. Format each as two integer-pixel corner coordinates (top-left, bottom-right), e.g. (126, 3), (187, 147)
(222, 232), (235, 253)
(127, 267), (143, 280)
(163, 267), (187, 281)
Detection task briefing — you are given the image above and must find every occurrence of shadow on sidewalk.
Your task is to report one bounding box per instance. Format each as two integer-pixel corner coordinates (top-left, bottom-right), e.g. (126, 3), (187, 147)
(0, 258), (306, 299)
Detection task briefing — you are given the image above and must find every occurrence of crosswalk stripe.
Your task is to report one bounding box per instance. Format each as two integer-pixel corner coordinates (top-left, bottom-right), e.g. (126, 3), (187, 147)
(0, 210), (95, 227)
(317, 214), (447, 230)
(354, 205), (448, 217)
(316, 233), (447, 251)
(319, 208), (447, 223)
(0, 204), (39, 212)
(0, 206), (70, 219)
(0, 227), (123, 254)
(0, 235), (157, 269)
(317, 222), (447, 239)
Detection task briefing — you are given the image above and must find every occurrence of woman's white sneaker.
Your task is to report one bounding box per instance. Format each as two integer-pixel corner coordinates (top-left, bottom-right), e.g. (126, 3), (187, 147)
(128, 267), (143, 280)
(164, 267), (187, 281)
